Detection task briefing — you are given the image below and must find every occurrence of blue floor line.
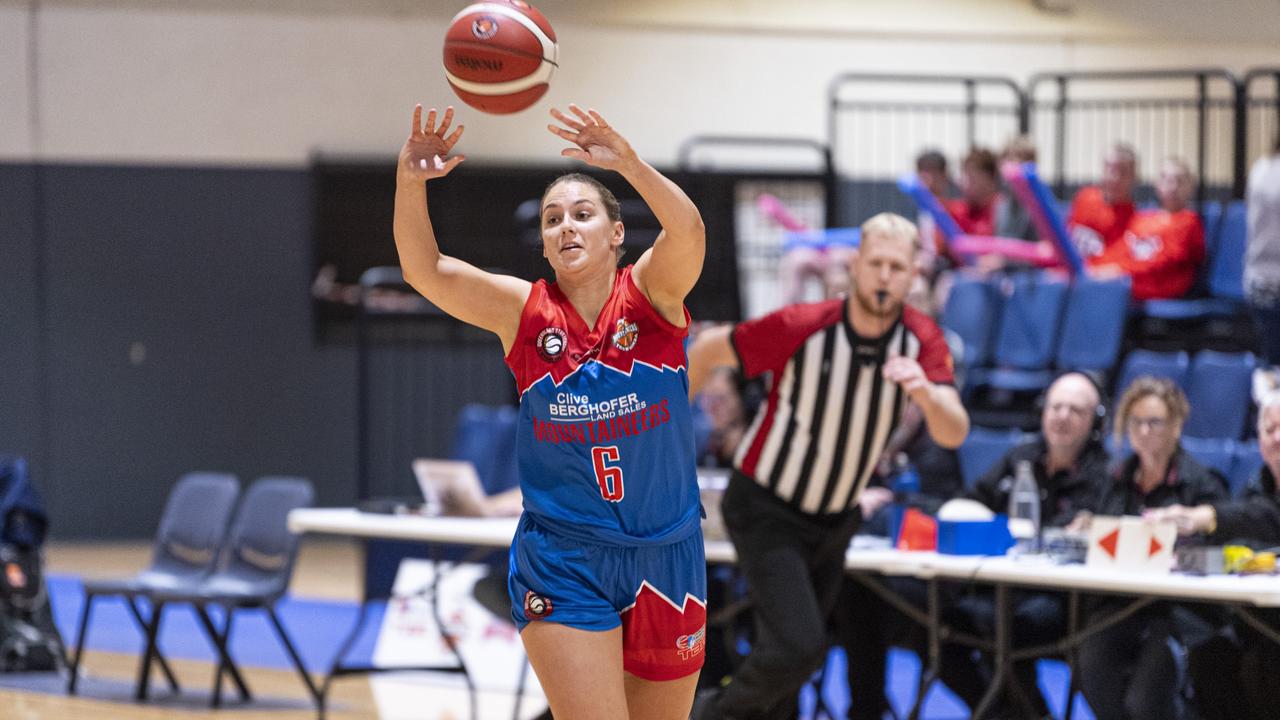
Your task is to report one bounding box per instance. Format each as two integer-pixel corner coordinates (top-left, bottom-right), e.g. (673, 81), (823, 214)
(48, 574), (1095, 719)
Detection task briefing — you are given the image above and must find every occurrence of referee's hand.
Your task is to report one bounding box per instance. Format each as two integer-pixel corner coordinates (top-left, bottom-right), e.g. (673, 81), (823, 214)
(882, 356), (929, 399)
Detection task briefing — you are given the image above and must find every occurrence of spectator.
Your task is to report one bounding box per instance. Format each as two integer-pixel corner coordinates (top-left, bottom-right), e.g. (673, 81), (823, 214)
(1069, 143), (1138, 259)
(1150, 390), (1280, 720)
(946, 147), (1002, 239)
(1070, 376), (1229, 720)
(693, 365), (749, 469)
(995, 134), (1040, 242)
(908, 149), (951, 314)
(839, 372), (1108, 719)
(1089, 157), (1206, 300)
(1246, 131), (1280, 376)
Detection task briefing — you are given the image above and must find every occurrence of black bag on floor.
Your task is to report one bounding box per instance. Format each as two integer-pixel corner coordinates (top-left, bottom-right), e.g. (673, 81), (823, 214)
(0, 456), (64, 672)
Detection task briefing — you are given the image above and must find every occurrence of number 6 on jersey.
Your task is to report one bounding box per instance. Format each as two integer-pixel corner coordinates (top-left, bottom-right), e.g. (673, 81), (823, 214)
(592, 446), (625, 502)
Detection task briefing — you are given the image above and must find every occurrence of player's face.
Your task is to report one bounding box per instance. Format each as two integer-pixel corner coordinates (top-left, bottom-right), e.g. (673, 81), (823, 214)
(1126, 394), (1180, 461)
(1041, 375), (1099, 453)
(1259, 405), (1280, 470)
(540, 181), (623, 277)
(849, 232), (916, 319)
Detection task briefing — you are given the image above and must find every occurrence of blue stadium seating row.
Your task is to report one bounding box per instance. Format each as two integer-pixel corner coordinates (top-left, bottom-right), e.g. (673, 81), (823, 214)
(943, 272), (1131, 393)
(959, 426), (1264, 498)
(1113, 349), (1256, 440)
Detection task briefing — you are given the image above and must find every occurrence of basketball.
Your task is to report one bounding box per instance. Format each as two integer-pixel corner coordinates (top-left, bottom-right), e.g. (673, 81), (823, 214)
(443, 1), (558, 115)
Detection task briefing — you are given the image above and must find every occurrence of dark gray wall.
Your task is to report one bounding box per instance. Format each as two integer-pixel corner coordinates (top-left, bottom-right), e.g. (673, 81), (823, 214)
(0, 163), (510, 539)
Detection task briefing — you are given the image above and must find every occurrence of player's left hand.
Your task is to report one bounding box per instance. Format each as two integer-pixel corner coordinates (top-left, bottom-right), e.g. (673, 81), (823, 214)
(547, 105), (637, 171)
(883, 356), (930, 400)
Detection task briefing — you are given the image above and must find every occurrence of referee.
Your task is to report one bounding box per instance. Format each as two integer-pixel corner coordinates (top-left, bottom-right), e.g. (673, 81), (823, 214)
(688, 212), (969, 720)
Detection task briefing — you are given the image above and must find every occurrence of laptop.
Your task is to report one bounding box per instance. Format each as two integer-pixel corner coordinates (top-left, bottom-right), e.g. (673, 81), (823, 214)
(411, 459), (483, 517)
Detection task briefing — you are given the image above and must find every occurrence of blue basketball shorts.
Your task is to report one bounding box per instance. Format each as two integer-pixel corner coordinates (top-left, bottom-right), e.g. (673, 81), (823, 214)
(507, 513), (708, 681)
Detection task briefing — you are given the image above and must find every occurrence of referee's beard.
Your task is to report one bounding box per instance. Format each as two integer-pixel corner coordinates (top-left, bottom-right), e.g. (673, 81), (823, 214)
(851, 287), (902, 330)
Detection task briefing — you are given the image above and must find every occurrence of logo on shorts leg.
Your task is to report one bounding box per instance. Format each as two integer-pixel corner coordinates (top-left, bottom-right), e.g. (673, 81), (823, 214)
(675, 625), (705, 660)
(524, 591), (553, 620)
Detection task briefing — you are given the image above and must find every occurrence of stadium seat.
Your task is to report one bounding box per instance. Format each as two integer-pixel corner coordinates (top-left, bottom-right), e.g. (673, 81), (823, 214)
(1184, 350), (1256, 439)
(138, 477), (317, 707)
(68, 472), (241, 696)
(1230, 441), (1264, 497)
(976, 273), (1070, 392)
(957, 426), (1026, 488)
(940, 275), (1002, 371)
(1181, 436), (1236, 480)
(1055, 276), (1131, 375)
(1113, 350), (1191, 397)
(1207, 200), (1247, 302)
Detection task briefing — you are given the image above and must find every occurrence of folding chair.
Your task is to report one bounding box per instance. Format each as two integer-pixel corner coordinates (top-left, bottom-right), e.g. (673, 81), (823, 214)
(1056, 276), (1132, 376)
(136, 476), (316, 708)
(66, 471), (240, 696)
(1185, 351), (1256, 440)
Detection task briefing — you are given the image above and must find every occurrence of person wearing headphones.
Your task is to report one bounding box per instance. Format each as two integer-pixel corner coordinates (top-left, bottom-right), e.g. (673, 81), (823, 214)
(686, 212), (969, 720)
(949, 371), (1112, 717)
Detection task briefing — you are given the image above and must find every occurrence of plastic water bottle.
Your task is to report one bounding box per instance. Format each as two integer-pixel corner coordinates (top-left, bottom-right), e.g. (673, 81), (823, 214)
(891, 454), (920, 500)
(1007, 460), (1041, 554)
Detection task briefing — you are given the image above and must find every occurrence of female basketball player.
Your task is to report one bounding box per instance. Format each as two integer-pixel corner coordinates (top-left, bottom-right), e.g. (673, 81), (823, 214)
(393, 104), (707, 720)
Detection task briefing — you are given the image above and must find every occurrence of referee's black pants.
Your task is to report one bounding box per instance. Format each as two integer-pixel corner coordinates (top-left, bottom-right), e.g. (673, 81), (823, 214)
(711, 472), (861, 720)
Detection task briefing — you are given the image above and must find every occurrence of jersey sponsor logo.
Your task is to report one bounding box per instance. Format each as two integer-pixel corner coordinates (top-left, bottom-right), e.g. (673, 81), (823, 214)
(611, 317), (639, 351)
(471, 16), (499, 40)
(523, 590), (553, 620)
(532, 399), (672, 444)
(536, 327), (567, 362)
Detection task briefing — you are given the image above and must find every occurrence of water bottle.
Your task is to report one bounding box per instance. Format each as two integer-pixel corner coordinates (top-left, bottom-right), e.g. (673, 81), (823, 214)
(1007, 460), (1041, 554)
(891, 453), (920, 501)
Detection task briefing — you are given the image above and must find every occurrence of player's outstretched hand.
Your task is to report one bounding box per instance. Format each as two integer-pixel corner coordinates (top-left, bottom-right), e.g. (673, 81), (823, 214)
(547, 104), (637, 171)
(399, 104), (466, 184)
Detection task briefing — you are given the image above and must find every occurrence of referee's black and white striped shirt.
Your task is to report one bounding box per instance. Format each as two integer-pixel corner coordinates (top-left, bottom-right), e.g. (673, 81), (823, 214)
(730, 299), (953, 515)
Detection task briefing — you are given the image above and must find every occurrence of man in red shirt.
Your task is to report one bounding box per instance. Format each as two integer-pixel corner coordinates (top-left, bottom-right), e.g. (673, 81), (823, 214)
(1090, 157), (1205, 300)
(1069, 143), (1138, 259)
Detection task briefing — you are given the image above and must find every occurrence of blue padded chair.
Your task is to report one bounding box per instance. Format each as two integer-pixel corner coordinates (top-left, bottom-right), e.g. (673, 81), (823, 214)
(451, 403), (519, 495)
(1184, 351), (1256, 440)
(1208, 200), (1247, 303)
(940, 275), (1003, 371)
(1181, 437), (1236, 480)
(1114, 350), (1191, 398)
(67, 472), (240, 696)
(1230, 441), (1264, 498)
(1056, 276), (1132, 375)
(138, 476), (317, 707)
(958, 426), (1026, 488)
(978, 273), (1070, 392)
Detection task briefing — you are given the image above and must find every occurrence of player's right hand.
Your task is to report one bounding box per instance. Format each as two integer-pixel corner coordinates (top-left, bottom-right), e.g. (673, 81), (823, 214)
(399, 104), (466, 184)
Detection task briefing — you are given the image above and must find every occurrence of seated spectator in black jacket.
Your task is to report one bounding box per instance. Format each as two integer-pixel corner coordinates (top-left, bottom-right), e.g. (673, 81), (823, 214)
(1070, 376), (1229, 720)
(943, 371), (1112, 718)
(838, 371), (1106, 719)
(1148, 390), (1280, 720)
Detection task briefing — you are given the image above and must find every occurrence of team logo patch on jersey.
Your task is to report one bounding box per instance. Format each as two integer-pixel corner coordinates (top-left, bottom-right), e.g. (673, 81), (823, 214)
(675, 625), (706, 660)
(536, 327), (567, 362)
(471, 16), (499, 40)
(611, 318), (639, 351)
(524, 591), (553, 620)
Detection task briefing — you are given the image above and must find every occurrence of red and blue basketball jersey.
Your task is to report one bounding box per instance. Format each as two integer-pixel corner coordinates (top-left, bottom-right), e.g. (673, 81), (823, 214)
(504, 265), (700, 546)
